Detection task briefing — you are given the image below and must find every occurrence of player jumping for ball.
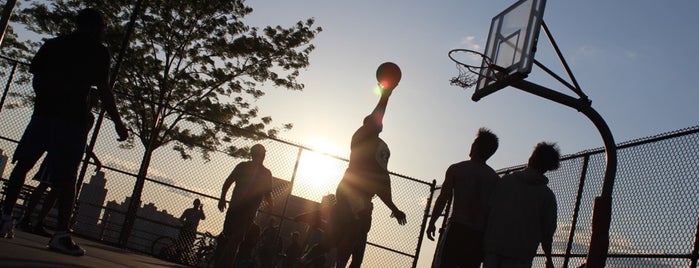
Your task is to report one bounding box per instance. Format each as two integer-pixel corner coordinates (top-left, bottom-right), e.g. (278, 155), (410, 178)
(303, 63), (407, 267)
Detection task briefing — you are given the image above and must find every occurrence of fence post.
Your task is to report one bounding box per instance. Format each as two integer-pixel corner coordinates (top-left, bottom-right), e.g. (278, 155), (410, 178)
(430, 183), (452, 268)
(0, 61), (17, 113)
(691, 216), (699, 268)
(563, 154), (590, 268)
(412, 179), (437, 268)
(277, 147), (303, 240)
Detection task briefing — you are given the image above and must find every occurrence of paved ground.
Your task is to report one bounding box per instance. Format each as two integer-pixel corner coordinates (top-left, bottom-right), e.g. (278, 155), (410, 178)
(0, 230), (188, 268)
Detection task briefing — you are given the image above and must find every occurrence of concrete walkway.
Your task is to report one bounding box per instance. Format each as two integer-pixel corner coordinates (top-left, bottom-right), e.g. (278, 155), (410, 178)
(0, 230), (188, 268)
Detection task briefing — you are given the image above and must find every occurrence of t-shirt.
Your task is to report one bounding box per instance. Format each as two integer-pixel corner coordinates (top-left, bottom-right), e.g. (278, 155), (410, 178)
(338, 124), (391, 215)
(443, 160), (499, 231)
(228, 161), (274, 217)
(345, 124), (391, 197)
(30, 33), (110, 124)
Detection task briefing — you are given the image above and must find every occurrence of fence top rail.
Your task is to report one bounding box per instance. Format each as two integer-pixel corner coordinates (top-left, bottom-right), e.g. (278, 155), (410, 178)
(494, 125), (699, 175)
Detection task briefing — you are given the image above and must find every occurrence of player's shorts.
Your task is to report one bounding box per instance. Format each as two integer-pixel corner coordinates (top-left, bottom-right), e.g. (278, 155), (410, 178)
(13, 115), (89, 185)
(325, 198), (372, 250)
(434, 221), (484, 268)
(222, 207), (257, 241)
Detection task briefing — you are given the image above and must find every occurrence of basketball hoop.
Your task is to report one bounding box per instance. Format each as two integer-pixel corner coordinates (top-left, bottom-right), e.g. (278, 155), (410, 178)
(448, 48), (506, 90)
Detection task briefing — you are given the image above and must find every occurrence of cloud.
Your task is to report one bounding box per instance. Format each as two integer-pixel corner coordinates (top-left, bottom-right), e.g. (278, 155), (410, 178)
(460, 35), (481, 50)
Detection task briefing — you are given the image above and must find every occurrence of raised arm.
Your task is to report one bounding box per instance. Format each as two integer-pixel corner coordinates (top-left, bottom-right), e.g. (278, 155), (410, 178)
(366, 87), (393, 126)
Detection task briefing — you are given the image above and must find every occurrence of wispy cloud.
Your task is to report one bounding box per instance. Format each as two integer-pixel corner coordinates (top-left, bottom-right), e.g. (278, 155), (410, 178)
(460, 35), (481, 50)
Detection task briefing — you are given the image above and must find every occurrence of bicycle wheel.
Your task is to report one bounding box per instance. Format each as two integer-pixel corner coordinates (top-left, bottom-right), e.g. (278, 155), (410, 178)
(151, 236), (176, 258)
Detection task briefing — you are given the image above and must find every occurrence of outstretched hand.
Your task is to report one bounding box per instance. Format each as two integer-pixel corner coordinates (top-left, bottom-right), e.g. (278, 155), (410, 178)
(218, 198), (226, 212)
(426, 223), (436, 241)
(380, 86), (394, 97)
(391, 210), (407, 225)
(115, 122), (129, 142)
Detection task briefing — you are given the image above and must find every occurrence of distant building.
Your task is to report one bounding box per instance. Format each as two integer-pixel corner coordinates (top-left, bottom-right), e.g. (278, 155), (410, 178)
(74, 171), (108, 238)
(101, 197), (180, 253)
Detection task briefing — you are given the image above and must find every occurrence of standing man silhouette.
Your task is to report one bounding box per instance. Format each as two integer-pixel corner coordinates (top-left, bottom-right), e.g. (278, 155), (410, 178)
(176, 198), (206, 257)
(427, 128), (500, 267)
(484, 142), (560, 268)
(214, 144), (274, 268)
(0, 8), (128, 256)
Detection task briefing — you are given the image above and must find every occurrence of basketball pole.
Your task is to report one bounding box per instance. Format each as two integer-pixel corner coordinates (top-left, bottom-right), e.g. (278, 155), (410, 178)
(508, 79), (616, 268)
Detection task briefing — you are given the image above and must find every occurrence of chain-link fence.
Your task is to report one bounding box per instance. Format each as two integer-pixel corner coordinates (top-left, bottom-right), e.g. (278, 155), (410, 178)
(2, 53), (699, 268)
(460, 127), (699, 268)
(0, 56), (435, 267)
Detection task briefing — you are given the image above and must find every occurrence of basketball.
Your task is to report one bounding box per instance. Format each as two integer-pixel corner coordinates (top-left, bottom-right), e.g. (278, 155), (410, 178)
(376, 62), (402, 90)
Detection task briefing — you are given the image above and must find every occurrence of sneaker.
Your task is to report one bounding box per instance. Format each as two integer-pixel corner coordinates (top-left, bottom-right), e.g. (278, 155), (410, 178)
(31, 224), (52, 238)
(0, 217), (14, 239)
(48, 233), (86, 256)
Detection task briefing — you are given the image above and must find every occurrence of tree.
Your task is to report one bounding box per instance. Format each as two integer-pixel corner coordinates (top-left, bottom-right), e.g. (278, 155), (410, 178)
(10, 0), (322, 245)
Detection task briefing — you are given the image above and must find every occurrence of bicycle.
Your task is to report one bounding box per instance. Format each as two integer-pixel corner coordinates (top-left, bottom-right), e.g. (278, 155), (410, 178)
(151, 231), (217, 267)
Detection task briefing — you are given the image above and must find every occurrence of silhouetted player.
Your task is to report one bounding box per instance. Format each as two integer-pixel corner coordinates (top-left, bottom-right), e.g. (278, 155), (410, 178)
(214, 144), (274, 268)
(484, 142), (560, 268)
(306, 79), (407, 267)
(0, 8), (128, 256)
(427, 128), (500, 267)
(18, 89), (102, 238)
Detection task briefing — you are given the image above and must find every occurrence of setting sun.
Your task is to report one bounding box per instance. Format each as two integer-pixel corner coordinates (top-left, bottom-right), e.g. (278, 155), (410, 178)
(292, 138), (347, 202)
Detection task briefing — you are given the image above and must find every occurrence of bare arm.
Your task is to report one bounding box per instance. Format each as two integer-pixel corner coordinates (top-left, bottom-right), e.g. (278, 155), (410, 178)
(97, 79), (128, 141)
(426, 186), (452, 241)
(218, 167), (239, 212)
(366, 88), (393, 127)
(377, 177), (406, 225)
(427, 167), (455, 241)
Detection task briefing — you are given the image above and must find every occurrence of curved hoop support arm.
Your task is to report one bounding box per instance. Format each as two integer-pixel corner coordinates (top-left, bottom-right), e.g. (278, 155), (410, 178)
(509, 79), (617, 268)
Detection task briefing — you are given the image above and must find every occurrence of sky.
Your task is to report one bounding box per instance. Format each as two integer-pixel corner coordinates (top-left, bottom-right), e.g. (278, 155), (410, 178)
(247, 0), (699, 181)
(2, 1), (698, 267)
(242, 1), (699, 266)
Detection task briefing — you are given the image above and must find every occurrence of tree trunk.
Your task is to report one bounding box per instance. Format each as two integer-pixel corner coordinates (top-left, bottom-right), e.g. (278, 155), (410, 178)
(118, 143), (156, 246)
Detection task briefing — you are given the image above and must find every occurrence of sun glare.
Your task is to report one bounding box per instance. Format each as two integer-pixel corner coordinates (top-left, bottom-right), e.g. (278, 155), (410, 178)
(293, 139), (346, 201)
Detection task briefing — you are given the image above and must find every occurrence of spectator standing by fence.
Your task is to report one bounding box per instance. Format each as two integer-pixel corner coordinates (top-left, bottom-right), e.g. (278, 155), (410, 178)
(176, 198), (205, 257)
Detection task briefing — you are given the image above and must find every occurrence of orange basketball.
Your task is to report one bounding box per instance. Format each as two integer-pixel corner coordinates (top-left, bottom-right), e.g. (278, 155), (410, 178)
(376, 62), (402, 90)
